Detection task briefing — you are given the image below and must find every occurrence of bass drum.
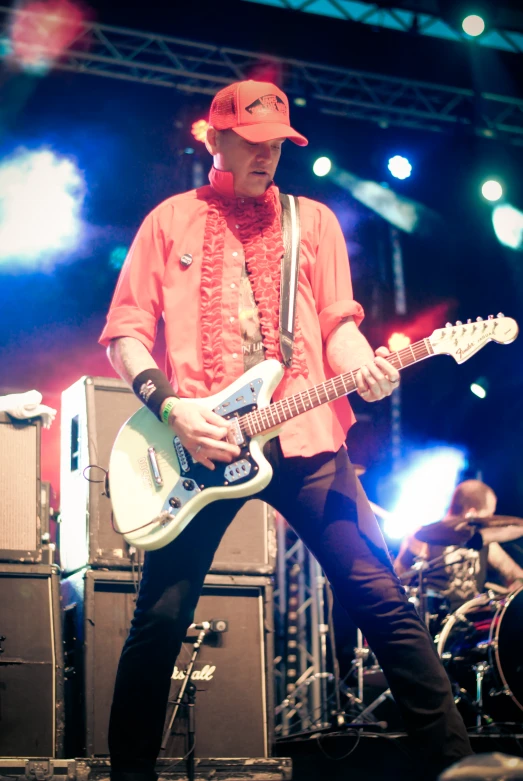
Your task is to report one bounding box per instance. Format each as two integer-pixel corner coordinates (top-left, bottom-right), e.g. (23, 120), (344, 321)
(437, 586), (523, 726)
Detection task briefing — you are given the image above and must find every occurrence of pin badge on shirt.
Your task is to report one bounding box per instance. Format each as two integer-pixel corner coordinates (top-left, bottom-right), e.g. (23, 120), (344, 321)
(180, 253), (193, 268)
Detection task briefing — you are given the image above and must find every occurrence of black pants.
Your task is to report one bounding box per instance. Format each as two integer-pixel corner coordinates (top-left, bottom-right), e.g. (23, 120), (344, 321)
(109, 442), (472, 778)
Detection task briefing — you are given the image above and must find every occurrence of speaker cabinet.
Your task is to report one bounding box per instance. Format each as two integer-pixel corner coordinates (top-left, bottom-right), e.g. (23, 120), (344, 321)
(0, 564), (64, 757)
(210, 499), (276, 575)
(60, 377), (142, 573)
(0, 413), (43, 562)
(60, 570), (273, 758)
(60, 377), (275, 575)
(163, 575), (274, 758)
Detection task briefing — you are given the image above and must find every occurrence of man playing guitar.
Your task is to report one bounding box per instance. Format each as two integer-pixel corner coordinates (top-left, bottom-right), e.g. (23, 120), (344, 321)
(100, 80), (472, 781)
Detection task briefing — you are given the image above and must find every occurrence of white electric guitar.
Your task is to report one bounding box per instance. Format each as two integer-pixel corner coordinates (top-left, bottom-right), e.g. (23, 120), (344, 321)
(109, 315), (518, 551)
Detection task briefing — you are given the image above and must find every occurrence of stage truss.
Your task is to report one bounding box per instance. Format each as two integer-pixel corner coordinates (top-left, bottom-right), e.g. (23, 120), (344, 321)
(1, 4), (523, 144)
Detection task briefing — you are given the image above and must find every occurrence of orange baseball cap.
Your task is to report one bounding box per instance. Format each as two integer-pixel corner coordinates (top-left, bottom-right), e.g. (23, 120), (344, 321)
(209, 80), (308, 147)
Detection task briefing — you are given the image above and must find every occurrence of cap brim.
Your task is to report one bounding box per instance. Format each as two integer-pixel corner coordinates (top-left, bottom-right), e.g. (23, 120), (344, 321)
(233, 123), (308, 147)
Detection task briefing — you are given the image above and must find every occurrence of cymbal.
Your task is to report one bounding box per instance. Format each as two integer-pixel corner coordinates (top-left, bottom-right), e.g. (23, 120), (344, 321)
(414, 515), (523, 547)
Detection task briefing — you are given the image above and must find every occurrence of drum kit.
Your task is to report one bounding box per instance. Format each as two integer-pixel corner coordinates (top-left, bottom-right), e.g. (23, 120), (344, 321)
(343, 501), (523, 732)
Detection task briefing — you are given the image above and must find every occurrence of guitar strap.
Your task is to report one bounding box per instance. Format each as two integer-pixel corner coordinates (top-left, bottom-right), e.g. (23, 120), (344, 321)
(279, 193), (301, 368)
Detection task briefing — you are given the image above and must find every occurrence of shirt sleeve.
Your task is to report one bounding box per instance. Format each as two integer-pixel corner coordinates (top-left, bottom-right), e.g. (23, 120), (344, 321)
(311, 203), (365, 343)
(99, 211), (166, 353)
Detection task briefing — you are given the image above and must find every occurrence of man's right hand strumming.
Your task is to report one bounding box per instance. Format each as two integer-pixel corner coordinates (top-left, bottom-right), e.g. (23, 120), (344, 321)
(162, 398), (241, 471)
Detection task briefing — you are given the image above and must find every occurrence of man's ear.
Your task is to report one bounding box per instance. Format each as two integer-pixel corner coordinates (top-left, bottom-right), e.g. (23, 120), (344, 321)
(205, 126), (218, 155)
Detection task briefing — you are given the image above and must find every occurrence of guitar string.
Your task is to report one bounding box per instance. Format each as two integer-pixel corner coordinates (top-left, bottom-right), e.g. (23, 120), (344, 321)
(238, 338), (432, 436)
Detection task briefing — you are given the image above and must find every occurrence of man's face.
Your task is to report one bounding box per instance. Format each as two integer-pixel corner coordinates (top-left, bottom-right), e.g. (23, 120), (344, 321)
(209, 129), (284, 198)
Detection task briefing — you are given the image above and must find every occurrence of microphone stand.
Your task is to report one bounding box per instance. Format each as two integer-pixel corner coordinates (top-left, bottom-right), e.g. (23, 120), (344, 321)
(161, 627), (208, 781)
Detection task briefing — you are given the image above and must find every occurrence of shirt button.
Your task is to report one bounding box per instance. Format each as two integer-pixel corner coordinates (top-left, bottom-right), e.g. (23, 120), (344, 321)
(229, 316), (235, 323)
(230, 283), (236, 289)
(235, 224), (240, 229)
(232, 251), (238, 257)
(232, 352), (238, 359)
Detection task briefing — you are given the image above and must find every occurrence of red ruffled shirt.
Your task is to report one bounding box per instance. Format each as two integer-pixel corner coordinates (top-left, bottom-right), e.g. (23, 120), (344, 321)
(99, 168), (364, 458)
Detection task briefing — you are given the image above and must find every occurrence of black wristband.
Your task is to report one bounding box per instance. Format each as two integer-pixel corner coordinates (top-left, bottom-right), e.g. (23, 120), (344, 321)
(132, 368), (179, 421)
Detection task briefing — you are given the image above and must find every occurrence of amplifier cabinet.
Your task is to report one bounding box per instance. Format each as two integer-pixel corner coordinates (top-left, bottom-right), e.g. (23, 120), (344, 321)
(60, 376), (275, 575)
(60, 570), (274, 759)
(0, 412), (44, 562)
(163, 574), (274, 759)
(210, 499), (276, 575)
(0, 563), (64, 757)
(60, 376), (142, 573)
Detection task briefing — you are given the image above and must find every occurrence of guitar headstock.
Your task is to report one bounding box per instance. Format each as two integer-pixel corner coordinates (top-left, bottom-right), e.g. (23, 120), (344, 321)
(429, 314), (519, 364)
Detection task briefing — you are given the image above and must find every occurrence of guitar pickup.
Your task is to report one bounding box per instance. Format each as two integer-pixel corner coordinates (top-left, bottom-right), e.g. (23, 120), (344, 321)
(230, 416), (245, 447)
(224, 460), (252, 483)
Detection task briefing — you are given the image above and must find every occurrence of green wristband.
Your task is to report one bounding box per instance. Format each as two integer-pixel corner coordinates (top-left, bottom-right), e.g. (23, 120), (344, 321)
(161, 397), (179, 425)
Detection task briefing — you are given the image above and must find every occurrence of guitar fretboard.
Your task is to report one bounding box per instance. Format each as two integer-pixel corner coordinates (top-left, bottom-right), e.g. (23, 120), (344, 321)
(239, 338), (433, 437)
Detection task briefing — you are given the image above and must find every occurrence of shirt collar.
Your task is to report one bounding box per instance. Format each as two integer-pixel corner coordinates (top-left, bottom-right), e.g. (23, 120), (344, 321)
(208, 166), (277, 202)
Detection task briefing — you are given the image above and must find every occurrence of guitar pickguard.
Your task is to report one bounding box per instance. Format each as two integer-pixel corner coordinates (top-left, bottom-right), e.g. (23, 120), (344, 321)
(161, 377), (264, 518)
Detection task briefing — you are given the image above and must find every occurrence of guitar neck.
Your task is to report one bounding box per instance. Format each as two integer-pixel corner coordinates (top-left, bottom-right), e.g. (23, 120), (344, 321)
(241, 338), (434, 436)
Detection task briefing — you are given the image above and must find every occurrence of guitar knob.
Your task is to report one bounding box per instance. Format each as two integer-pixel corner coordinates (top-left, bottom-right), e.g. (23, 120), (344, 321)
(497, 312), (505, 318)
(476, 317), (483, 322)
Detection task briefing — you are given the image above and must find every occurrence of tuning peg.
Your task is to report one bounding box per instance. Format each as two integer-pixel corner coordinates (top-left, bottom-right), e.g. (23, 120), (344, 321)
(467, 319), (472, 324)
(497, 312), (505, 318)
(488, 314), (494, 320)
(445, 322), (452, 327)
(455, 320), (462, 325)
(476, 317), (483, 322)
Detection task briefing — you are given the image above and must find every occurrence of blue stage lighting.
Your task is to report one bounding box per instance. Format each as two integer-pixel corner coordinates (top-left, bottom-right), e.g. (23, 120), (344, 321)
(109, 245), (129, 271)
(388, 155), (412, 180)
(383, 446), (467, 540)
(0, 147), (86, 268)
(313, 157), (332, 177)
(462, 14), (485, 36)
(482, 180), (502, 202)
(492, 204), (523, 250)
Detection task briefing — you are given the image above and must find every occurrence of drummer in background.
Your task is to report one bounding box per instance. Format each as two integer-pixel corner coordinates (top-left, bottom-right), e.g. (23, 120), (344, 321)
(394, 480), (523, 611)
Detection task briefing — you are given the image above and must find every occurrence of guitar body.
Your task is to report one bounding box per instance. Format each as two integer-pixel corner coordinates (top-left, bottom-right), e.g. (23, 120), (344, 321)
(109, 360), (284, 551)
(108, 315), (518, 552)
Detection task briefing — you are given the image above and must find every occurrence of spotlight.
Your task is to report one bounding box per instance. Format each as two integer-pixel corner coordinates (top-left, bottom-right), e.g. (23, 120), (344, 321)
(388, 332), (411, 352)
(462, 14), (485, 36)
(0, 146), (85, 268)
(482, 180), (503, 202)
(383, 446), (467, 540)
(492, 204), (523, 250)
(109, 246), (128, 271)
(191, 119), (209, 143)
(470, 383), (486, 399)
(313, 157), (332, 177)
(388, 155), (412, 180)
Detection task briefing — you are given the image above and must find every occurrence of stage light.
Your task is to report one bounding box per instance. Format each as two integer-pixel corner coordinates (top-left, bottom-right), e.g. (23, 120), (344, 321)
(294, 97), (307, 107)
(0, 147), (86, 268)
(482, 180), (503, 202)
(109, 245), (128, 271)
(387, 155), (412, 180)
(313, 157), (332, 177)
(470, 383), (486, 399)
(191, 119), (209, 143)
(388, 332), (411, 352)
(383, 446), (467, 540)
(462, 14), (485, 36)
(8, 0), (85, 75)
(492, 204), (523, 250)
